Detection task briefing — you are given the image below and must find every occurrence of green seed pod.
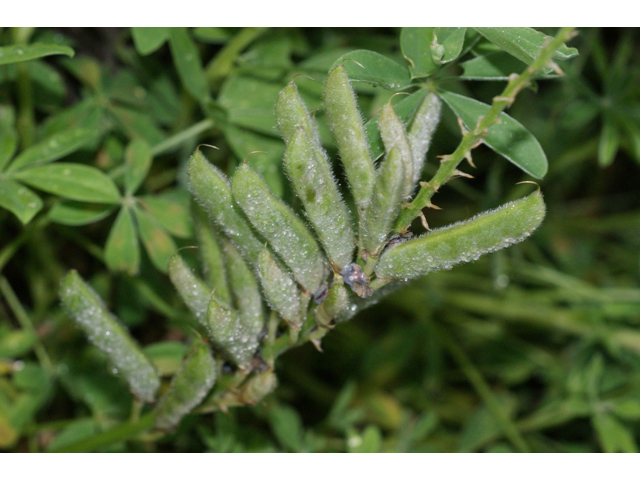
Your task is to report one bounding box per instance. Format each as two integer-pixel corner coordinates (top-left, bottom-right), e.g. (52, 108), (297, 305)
(257, 247), (302, 328)
(376, 191), (546, 280)
(284, 127), (355, 271)
(187, 149), (263, 263)
(193, 207), (231, 304)
(378, 102), (414, 198)
(155, 340), (216, 430)
(238, 370), (278, 406)
(59, 271), (160, 402)
(207, 297), (258, 370)
(223, 240), (264, 341)
(361, 148), (406, 257)
(275, 81), (321, 147)
(407, 92), (441, 185)
(315, 283), (350, 327)
(231, 163), (327, 293)
(167, 253), (212, 327)
(323, 64), (375, 210)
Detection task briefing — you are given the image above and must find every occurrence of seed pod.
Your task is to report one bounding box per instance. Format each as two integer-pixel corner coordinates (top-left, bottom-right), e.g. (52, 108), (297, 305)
(223, 240), (264, 342)
(155, 340), (216, 430)
(231, 163), (327, 293)
(407, 92), (442, 185)
(207, 297), (258, 370)
(378, 101), (414, 197)
(193, 207), (231, 304)
(187, 149), (263, 263)
(284, 127), (355, 271)
(257, 247), (302, 328)
(323, 64), (375, 211)
(376, 190), (546, 280)
(361, 148), (406, 257)
(59, 271), (160, 402)
(238, 370), (278, 406)
(167, 254), (211, 327)
(275, 81), (321, 147)
(315, 283), (350, 327)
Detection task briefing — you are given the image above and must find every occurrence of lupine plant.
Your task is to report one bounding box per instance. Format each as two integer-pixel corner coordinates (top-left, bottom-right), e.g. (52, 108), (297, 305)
(57, 28), (575, 436)
(13, 27), (635, 453)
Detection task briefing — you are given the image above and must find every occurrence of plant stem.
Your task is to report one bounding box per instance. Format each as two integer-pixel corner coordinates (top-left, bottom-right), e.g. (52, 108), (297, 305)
(205, 27), (268, 86)
(395, 27), (576, 231)
(150, 118), (215, 157)
(0, 275), (55, 376)
(51, 411), (156, 453)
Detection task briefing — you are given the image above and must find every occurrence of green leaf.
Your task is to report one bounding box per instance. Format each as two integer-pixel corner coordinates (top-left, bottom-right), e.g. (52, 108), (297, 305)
(435, 27), (467, 63)
(218, 75), (282, 137)
(46, 418), (98, 453)
(131, 27), (169, 56)
(0, 112), (18, 172)
(0, 179), (43, 224)
(133, 206), (177, 273)
(8, 111), (101, 172)
(329, 49), (412, 91)
(104, 207), (140, 275)
(59, 270), (160, 403)
(460, 52), (540, 81)
(348, 425), (382, 453)
(268, 404), (306, 452)
(124, 139), (152, 195)
(0, 330), (38, 358)
(110, 105), (165, 146)
(598, 117), (620, 167)
(475, 28), (578, 67)
(592, 413), (638, 453)
(13, 163), (121, 203)
(439, 90), (548, 178)
(400, 28), (439, 78)
(137, 190), (192, 238)
(48, 201), (115, 226)
(168, 27), (209, 103)
(0, 43), (74, 66)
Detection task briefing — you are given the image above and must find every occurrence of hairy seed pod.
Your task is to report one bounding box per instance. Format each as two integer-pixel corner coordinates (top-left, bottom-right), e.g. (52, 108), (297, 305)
(187, 149), (263, 263)
(238, 370), (278, 406)
(323, 65), (375, 211)
(59, 271), (160, 402)
(376, 191), (546, 280)
(231, 163), (327, 293)
(408, 92), (442, 185)
(155, 340), (216, 430)
(285, 127), (355, 271)
(223, 240), (264, 342)
(193, 208), (231, 304)
(315, 283), (350, 327)
(207, 297), (258, 370)
(378, 102), (414, 197)
(167, 253), (212, 327)
(361, 148), (406, 256)
(275, 81), (321, 147)
(258, 248), (302, 328)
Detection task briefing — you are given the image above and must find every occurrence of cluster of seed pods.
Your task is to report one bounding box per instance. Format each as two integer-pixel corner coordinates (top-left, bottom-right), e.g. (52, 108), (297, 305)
(60, 65), (546, 430)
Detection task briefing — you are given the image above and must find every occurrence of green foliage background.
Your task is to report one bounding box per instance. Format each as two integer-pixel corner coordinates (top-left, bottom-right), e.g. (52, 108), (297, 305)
(1, 27), (640, 452)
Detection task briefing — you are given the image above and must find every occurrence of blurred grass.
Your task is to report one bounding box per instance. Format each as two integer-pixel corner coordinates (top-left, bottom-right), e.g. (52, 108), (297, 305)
(1, 28), (640, 452)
